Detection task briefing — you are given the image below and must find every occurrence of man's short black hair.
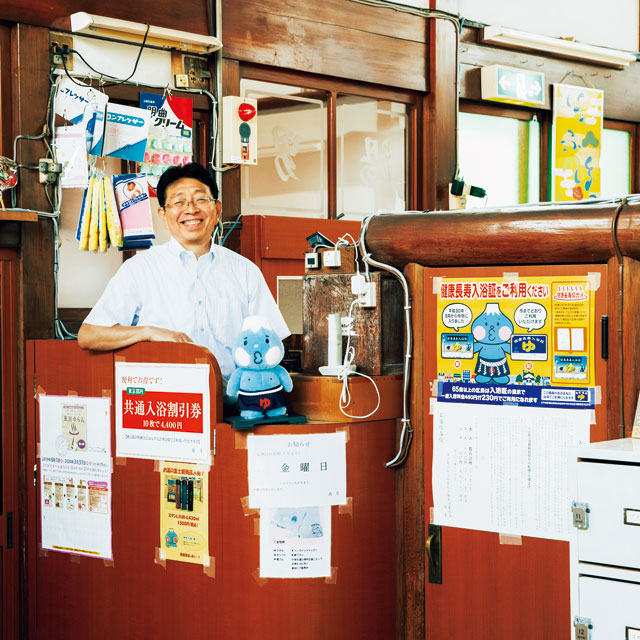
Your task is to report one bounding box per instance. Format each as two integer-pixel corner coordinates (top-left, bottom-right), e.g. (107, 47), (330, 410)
(156, 163), (219, 207)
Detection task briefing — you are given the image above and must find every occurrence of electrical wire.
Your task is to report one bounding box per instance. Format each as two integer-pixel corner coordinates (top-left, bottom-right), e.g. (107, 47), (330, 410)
(337, 299), (382, 419)
(359, 212), (413, 468)
(220, 212), (243, 246)
(60, 24), (151, 88)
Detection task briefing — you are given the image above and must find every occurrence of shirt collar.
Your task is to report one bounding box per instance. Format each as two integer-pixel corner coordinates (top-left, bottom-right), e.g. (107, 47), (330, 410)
(168, 236), (216, 262)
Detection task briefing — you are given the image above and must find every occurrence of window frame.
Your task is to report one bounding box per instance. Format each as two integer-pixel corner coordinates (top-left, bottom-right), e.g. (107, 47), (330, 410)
(239, 63), (421, 218)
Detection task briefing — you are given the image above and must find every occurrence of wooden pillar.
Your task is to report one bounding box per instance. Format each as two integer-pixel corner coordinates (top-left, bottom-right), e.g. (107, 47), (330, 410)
(424, 0), (458, 210)
(11, 22), (55, 640)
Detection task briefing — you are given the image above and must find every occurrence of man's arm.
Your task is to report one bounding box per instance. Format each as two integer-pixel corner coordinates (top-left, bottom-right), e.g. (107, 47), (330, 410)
(77, 323), (194, 351)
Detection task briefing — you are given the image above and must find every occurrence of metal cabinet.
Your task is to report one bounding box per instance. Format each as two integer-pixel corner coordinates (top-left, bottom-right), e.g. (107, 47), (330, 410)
(572, 438), (640, 639)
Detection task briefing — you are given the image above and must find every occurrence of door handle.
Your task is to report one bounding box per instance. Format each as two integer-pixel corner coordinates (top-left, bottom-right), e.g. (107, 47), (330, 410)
(426, 523), (442, 584)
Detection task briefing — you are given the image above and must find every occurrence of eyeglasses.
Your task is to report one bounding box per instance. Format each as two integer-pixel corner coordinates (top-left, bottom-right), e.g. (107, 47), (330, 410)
(164, 197), (216, 211)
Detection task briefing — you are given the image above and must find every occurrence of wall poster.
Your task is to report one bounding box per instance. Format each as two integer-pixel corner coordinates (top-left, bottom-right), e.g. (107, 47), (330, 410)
(159, 462), (209, 565)
(115, 362), (210, 464)
(436, 274), (597, 409)
(552, 83), (603, 202)
(39, 395), (112, 559)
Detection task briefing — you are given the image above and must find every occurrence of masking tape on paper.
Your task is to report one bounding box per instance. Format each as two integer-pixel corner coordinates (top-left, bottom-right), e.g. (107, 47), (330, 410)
(36, 443), (41, 459)
(70, 554), (81, 563)
(502, 272), (519, 281)
(103, 558), (115, 568)
(202, 555), (216, 578)
(68, 389), (78, 397)
(235, 431), (248, 450)
(114, 355), (127, 363)
(429, 398), (438, 415)
(252, 568), (268, 587)
(39, 547), (48, 557)
(499, 534), (522, 546)
(254, 518), (260, 536)
(195, 357), (209, 366)
(594, 386), (602, 405)
(155, 547), (167, 568)
(240, 496), (259, 517)
(429, 507), (435, 524)
(153, 460), (162, 472)
(102, 388), (111, 398)
(336, 425), (350, 443)
(115, 457), (127, 466)
(587, 272), (601, 292)
(36, 385), (46, 399)
(432, 277), (442, 294)
(209, 450), (214, 467)
(325, 566), (338, 584)
(338, 497), (353, 517)
(590, 410), (597, 425)
(110, 458), (114, 474)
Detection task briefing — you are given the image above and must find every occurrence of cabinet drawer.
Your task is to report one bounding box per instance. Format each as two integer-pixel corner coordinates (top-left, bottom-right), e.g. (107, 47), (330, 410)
(579, 575), (640, 637)
(576, 461), (640, 568)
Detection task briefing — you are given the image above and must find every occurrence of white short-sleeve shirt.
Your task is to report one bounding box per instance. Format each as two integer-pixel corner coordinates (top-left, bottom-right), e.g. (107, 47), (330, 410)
(84, 237), (290, 380)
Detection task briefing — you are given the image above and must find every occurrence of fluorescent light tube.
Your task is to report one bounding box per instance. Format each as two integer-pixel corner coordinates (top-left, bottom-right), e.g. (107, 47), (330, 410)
(70, 12), (222, 55)
(482, 26), (636, 69)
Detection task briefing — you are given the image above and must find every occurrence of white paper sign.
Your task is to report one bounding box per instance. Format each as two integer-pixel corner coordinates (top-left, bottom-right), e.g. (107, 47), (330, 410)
(259, 506), (331, 578)
(115, 362), (210, 464)
(432, 401), (591, 540)
(248, 432), (347, 508)
(39, 395), (112, 559)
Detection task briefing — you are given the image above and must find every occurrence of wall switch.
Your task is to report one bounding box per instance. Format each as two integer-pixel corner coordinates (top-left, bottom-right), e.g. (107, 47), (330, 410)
(305, 252), (320, 269)
(323, 250), (341, 268)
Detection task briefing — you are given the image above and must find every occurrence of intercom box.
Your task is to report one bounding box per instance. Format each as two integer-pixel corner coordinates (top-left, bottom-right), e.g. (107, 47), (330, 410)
(302, 272), (403, 376)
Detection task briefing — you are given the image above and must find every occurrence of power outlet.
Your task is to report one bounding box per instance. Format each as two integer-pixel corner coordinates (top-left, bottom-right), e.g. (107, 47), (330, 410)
(171, 52), (211, 90)
(49, 33), (74, 70)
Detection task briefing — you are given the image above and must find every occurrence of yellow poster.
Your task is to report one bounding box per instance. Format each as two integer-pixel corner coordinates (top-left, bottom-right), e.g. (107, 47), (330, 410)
(436, 275), (595, 409)
(552, 83), (603, 202)
(160, 462), (209, 564)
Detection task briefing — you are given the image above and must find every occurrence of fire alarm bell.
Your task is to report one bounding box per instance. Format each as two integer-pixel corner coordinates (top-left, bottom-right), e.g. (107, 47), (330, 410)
(222, 96), (258, 165)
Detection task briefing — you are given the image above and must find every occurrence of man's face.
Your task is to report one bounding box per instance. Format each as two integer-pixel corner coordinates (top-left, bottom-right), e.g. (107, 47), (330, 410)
(160, 177), (221, 254)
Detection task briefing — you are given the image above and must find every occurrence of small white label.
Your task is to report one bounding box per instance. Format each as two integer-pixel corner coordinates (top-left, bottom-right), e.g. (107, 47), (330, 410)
(624, 509), (640, 526)
(626, 627), (640, 640)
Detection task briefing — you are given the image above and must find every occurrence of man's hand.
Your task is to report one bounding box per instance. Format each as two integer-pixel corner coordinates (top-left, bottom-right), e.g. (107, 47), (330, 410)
(146, 327), (193, 343)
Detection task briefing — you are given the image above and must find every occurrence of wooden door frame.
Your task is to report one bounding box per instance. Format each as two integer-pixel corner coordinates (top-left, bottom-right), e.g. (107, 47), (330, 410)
(0, 249), (19, 640)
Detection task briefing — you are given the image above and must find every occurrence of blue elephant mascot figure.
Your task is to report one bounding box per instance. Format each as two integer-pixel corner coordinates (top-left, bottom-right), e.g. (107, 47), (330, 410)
(472, 303), (513, 384)
(226, 316), (293, 419)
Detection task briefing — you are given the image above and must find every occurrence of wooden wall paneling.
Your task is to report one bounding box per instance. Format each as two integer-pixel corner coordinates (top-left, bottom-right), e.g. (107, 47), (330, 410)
(423, 1), (458, 210)
(397, 262), (425, 640)
(0, 23), (12, 157)
(459, 28), (640, 123)
(222, 0), (428, 91)
(622, 257), (640, 436)
(0, 0), (209, 37)
(328, 91), (337, 219)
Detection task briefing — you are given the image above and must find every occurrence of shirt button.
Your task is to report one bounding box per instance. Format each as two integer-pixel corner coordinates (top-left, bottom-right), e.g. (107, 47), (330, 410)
(198, 300), (203, 305)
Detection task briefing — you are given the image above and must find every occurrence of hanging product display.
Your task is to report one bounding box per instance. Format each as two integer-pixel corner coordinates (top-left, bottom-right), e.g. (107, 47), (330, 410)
(139, 92), (193, 193)
(0, 156), (18, 210)
(76, 170), (123, 251)
(112, 173), (155, 250)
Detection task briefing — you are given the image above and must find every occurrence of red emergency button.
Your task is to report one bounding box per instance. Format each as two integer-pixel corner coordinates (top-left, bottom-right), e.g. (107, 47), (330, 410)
(238, 102), (256, 122)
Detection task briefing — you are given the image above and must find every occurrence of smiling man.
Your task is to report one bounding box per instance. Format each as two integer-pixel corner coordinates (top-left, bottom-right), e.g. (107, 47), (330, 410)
(77, 163), (289, 382)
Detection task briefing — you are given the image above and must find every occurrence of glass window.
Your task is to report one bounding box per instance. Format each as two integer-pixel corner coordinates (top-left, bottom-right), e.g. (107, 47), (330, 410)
(458, 111), (540, 207)
(240, 79), (327, 217)
(337, 96), (408, 218)
(600, 128), (631, 199)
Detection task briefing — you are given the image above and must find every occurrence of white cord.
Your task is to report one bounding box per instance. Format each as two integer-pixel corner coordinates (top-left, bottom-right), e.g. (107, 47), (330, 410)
(336, 299), (381, 419)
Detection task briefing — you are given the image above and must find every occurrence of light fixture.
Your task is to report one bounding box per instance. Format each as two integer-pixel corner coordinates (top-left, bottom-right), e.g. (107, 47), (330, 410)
(70, 12), (222, 55)
(481, 26), (636, 69)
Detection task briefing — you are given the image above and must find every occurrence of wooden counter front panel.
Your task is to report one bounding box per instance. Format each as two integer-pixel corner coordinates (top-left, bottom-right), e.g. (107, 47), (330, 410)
(27, 341), (396, 640)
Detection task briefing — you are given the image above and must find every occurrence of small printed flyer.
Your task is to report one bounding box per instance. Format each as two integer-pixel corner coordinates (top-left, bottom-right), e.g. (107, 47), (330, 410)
(115, 362), (210, 464)
(159, 462), (209, 565)
(247, 432), (347, 509)
(39, 395), (112, 559)
(260, 506), (331, 578)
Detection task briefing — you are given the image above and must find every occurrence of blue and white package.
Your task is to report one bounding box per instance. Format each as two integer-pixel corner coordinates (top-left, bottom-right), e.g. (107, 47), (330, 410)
(102, 104), (151, 163)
